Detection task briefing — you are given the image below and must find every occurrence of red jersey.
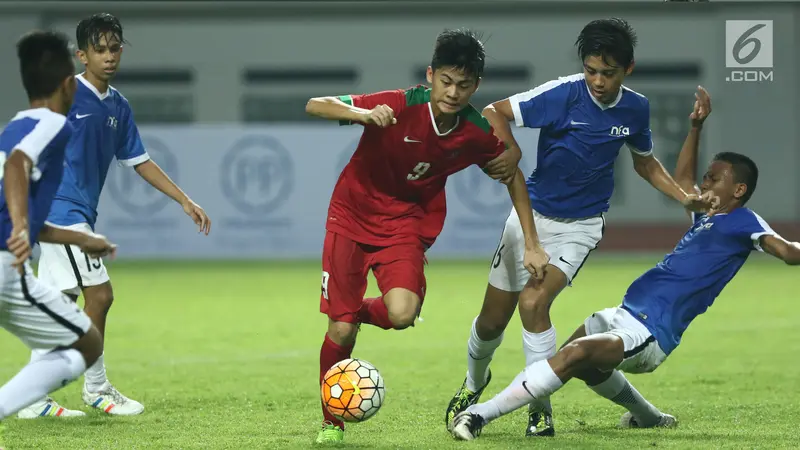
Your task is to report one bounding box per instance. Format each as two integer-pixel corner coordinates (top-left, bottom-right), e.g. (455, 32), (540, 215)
(326, 85), (507, 248)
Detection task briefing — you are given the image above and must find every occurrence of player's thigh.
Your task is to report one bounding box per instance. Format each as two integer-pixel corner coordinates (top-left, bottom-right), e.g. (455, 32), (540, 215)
(488, 208), (534, 293)
(38, 227), (110, 296)
(320, 231), (369, 325)
(584, 307), (667, 374)
(538, 213), (605, 285)
(0, 264), (92, 350)
(371, 243), (426, 323)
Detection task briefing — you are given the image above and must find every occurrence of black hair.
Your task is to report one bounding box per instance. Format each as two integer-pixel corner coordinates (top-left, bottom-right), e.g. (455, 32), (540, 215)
(76, 13), (126, 50)
(431, 28), (486, 80)
(713, 152), (759, 204)
(575, 18), (637, 68)
(16, 30), (75, 101)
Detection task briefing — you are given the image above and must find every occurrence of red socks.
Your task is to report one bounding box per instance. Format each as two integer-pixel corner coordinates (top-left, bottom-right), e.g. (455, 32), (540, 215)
(358, 297), (394, 330)
(319, 334), (354, 429)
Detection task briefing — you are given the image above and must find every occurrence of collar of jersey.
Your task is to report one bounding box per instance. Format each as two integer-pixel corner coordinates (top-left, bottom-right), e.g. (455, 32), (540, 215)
(77, 73), (109, 100)
(585, 82), (623, 110)
(427, 102), (460, 136)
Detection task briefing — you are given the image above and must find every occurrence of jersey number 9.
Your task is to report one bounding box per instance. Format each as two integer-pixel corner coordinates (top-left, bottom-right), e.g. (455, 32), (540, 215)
(407, 162), (431, 181)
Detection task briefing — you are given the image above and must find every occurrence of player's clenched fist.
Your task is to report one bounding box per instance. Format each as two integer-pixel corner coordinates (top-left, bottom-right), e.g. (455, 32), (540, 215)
(362, 105), (397, 128)
(523, 244), (550, 281)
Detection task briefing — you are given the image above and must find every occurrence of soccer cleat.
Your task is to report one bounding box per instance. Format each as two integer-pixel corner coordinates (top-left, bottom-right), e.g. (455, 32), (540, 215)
(451, 411), (485, 441)
(526, 405), (555, 437)
(619, 412), (678, 428)
(16, 397), (86, 419)
(444, 370), (491, 431)
(315, 421), (344, 444)
(82, 382), (144, 416)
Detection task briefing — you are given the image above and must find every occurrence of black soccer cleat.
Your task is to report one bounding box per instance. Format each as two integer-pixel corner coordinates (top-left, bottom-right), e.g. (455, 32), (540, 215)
(451, 411), (485, 441)
(444, 370), (492, 431)
(526, 405), (555, 437)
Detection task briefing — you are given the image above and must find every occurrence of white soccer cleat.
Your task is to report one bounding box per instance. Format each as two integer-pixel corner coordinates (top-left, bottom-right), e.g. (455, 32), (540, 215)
(82, 382), (144, 416)
(16, 397), (86, 419)
(619, 411), (678, 428)
(451, 411), (485, 441)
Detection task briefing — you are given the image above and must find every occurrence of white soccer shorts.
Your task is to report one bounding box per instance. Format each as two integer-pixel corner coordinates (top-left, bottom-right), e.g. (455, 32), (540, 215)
(0, 253), (91, 350)
(38, 223), (110, 296)
(584, 306), (667, 374)
(488, 207), (605, 292)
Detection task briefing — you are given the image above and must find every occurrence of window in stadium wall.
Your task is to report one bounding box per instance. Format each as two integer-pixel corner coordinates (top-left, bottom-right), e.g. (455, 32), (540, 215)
(112, 69), (195, 124)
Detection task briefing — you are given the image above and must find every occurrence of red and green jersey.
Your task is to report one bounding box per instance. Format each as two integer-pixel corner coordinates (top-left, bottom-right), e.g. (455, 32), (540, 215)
(326, 85), (507, 248)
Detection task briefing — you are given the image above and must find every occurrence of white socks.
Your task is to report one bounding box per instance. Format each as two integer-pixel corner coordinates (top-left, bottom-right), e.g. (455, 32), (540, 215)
(84, 353), (108, 392)
(466, 318), (504, 392)
(589, 370), (663, 426)
(522, 326), (557, 413)
(0, 349), (86, 420)
(469, 359), (563, 423)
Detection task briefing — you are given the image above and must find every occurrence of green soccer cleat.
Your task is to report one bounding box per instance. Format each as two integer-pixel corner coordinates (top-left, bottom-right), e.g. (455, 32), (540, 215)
(315, 421), (344, 444)
(444, 370), (491, 431)
(526, 405), (555, 437)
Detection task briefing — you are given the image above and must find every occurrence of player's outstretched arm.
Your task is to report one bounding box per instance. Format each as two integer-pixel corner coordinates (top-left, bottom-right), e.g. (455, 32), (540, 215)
(134, 160), (211, 235)
(38, 225), (117, 259)
(482, 101), (522, 182)
(759, 235), (800, 265)
(505, 168), (548, 279)
(3, 150), (33, 269)
(306, 97), (396, 128)
(632, 86), (713, 214)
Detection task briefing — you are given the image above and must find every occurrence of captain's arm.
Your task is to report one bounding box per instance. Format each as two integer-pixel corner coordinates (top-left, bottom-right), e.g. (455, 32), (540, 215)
(305, 96), (373, 124)
(759, 235), (800, 265)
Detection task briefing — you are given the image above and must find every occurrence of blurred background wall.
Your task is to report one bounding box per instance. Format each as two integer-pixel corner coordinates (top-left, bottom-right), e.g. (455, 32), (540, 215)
(0, 0), (797, 259)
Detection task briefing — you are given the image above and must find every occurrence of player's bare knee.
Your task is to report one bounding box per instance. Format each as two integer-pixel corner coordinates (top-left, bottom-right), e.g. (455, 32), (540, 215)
(476, 285), (517, 340)
(517, 286), (552, 321)
(83, 283), (114, 313)
(70, 325), (104, 367)
(327, 320), (358, 346)
(383, 288), (420, 330)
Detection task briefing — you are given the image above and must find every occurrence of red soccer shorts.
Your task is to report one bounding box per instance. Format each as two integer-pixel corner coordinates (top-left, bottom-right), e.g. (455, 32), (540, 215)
(320, 231), (427, 324)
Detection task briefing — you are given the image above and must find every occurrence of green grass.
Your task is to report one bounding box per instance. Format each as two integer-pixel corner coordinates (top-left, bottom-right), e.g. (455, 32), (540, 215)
(1, 256), (799, 449)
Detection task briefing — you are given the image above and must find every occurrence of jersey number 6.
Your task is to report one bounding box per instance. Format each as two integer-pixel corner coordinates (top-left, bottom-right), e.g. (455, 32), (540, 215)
(407, 162), (431, 181)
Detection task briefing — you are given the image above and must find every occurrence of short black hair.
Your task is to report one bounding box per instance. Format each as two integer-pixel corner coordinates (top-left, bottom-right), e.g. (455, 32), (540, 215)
(16, 30), (75, 101)
(713, 152), (759, 204)
(76, 12), (126, 50)
(431, 28), (486, 80)
(575, 18), (637, 68)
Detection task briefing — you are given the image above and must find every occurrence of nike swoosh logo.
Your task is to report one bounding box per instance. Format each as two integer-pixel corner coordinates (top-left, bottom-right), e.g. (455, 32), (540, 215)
(558, 256), (574, 267)
(521, 381), (537, 399)
(404, 136), (422, 143)
(75, 113), (92, 119)
(570, 120), (589, 126)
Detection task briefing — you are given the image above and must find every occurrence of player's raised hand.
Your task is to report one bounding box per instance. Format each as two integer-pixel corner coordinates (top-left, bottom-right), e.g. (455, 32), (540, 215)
(182, 199), (211, 235)
(484, 146), (522, 184)
(690, 86), (712, 127)
(363, 105), (397, 128)
(523, 244), (550, 281)
(6, 225), (31, 274)
(79, 234), (117, 260)
(683, 191), (720, 215)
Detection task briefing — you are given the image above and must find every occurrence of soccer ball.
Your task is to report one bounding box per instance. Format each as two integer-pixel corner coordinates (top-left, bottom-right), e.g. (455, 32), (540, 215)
(321, 358), (385, 423)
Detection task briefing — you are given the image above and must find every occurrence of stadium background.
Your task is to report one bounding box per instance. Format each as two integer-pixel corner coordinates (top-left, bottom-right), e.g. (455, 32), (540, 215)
(0, 0), (797, 260)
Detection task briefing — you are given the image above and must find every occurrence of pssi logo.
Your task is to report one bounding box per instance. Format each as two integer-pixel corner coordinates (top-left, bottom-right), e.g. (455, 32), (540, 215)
(610, 125), (630, 137)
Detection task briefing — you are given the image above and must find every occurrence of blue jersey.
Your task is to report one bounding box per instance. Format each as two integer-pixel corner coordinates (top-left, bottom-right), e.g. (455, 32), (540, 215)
(0, 108), (73, 248)
(47, 74), (150, 228)
(622, 208), (774, 355)
(509, 73), (653, 218)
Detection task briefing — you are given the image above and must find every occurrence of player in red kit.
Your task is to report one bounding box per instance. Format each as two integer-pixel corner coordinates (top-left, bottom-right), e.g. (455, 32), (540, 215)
(306, 29), (550, 444)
